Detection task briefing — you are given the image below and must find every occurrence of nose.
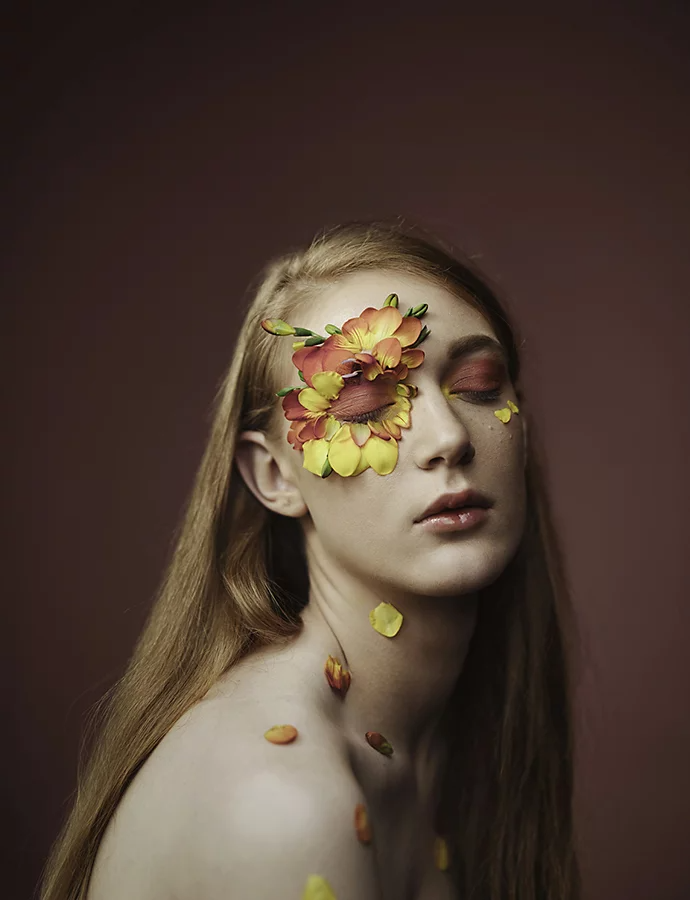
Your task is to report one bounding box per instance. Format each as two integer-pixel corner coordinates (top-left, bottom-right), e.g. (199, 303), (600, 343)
(408, 385), (475, 470)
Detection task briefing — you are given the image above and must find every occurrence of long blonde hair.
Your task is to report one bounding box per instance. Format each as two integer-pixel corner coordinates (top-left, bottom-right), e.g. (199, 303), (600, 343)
(40, 221), (582, 900)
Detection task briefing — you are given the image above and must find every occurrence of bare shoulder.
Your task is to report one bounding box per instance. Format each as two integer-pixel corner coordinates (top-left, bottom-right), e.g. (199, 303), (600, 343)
(88, 688), (379, 900)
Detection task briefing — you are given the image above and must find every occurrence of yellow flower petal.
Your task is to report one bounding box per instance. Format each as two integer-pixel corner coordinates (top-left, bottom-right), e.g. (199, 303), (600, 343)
(351, 453), (371, 477)
(433, 836), (450, 871)
(324, 415), (340, 440)
(361, 434), (399, 475)
(369, 601), (403, 637)
(312, 370), (345, 400)
(507, 399), (520, 413)
(302, 874), (337, 900)
(303, 439), (329, 475)
(328, 426), (362, 477)
(263, 724), (298, 744)
(494, 407), (512, 423)
(299, 388), (331, 413)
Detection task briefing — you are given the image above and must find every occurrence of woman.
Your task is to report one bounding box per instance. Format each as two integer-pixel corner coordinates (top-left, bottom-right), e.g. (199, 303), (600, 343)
(41, 221), (582, 900)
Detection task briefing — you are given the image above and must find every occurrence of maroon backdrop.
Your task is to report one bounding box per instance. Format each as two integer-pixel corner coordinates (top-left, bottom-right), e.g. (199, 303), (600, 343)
(6, 5), (690, 899)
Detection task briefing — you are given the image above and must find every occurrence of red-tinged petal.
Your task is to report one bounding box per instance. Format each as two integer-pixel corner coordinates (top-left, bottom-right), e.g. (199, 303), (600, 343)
(367, 420), (392, 439)
(299, 416), (327, 442)
(324, 655), (352, 698)
(391, 362), (409, 380)
(264, 724), (298, 744)
(282, 391), (309, 420)
(373, 337), (402, 369)
(392, 316), (422, 347)
(350, 423), (371, 447)
(319, 345), (356, 373)
(365, 730), (394, 756)
(383, 420), (402, 439)
(400, 347), (425, 368)
(354, 803), (372, 844)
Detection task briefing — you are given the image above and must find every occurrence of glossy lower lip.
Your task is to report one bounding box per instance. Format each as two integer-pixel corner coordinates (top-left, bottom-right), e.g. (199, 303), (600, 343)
(416, 506), (489, 533)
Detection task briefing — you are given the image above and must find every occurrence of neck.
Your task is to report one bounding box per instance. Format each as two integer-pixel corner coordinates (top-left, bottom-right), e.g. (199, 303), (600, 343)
(298, 537), (478, 802)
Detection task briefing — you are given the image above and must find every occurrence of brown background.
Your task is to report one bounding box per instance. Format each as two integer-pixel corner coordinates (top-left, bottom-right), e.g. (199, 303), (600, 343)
(5, 4), (690, 899)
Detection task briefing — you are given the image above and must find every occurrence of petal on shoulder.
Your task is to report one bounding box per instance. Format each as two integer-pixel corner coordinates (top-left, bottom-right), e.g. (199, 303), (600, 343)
(174, 763), (381, 900)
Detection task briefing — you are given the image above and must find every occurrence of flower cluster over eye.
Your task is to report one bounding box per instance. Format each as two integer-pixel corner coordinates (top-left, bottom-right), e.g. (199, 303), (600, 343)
(261, 293), (430, 477)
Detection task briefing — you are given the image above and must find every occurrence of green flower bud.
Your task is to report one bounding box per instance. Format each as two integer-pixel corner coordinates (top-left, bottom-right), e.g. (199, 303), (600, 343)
(383, 293), (399, 308)
(410, 303), (428, 317)
(298, 369), (306, 383)
(321, 458), (333, 478)
(409, 325), (430, 349)
(403, 307), (414, 317)
(325, 324), (342, 335)
(261, 318), (295, 336)
(292, 327), (315, 337)
(304, 334), (326, 346)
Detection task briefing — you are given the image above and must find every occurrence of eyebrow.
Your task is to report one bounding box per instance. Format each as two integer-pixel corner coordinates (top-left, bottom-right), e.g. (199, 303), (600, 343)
(445, 333), (507, 362)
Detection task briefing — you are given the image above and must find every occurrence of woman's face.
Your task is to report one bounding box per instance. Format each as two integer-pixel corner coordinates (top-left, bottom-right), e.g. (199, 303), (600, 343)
(271, 269), (527, 598)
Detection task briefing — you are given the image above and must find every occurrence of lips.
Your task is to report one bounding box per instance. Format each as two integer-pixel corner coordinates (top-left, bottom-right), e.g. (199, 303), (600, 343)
(415, 489), (493, 523)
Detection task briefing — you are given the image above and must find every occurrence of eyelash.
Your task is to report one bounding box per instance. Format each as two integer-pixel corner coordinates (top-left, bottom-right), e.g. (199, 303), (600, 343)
(448, 388), (502, 403)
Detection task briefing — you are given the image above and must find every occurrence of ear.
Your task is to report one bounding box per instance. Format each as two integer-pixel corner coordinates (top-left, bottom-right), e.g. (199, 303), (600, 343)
(234, 430), (308, 518)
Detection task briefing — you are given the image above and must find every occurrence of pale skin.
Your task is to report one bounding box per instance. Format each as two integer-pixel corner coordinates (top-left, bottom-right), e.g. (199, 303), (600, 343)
(86, 270), (527, 900)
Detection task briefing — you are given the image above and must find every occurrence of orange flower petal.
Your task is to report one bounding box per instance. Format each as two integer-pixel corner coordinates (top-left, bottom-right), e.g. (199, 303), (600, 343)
(369, 601), (404, 637)
(372, 337), (402, 369)
(365, 731), (394, 756)
(391, 315), (422, 347)
(354, 802), (372, 844)
(324, 655), (352, 698)
(359, 306), (402, 343)
(302, 874), (337, 900)
(400, 347), (425, 368)
(264, 724), (298, 744)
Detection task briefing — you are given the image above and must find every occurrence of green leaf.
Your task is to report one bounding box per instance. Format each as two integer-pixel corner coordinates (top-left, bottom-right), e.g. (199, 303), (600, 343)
(298, 369), (306, 383)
